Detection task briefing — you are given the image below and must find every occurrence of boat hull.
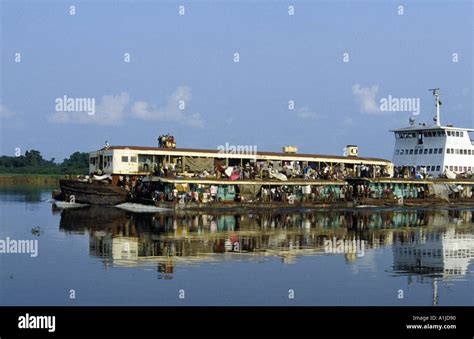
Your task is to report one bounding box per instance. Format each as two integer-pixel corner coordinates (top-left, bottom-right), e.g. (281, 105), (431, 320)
(59, 179), (128, 205)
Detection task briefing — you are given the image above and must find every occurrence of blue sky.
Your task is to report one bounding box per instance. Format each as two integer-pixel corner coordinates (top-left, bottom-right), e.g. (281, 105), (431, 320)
(1, 0), (472, 162)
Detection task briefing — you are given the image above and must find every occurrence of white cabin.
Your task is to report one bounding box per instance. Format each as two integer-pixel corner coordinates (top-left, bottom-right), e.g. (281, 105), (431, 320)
(391, 89), (474, 177)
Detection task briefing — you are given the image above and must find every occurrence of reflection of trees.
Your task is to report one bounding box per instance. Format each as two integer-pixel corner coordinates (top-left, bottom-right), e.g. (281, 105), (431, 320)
(1, 185), (54, 203)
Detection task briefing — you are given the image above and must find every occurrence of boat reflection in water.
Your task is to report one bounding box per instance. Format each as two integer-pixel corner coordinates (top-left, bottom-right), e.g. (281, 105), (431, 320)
(392, 211), (474, 304)
(56, 206), (474, 282)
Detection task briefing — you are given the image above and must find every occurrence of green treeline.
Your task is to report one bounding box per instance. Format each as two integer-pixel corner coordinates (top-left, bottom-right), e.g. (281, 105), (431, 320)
(0, 150), (89, 175)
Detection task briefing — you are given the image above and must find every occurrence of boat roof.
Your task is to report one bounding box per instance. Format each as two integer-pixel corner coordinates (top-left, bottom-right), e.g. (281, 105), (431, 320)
(99, 145), (392, 164)
(390, 124), (474, 132)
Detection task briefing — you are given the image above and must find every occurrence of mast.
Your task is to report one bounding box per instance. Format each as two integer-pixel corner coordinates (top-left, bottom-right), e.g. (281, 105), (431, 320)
(429, 88), (441, 126)
(432, 278), (438, 306)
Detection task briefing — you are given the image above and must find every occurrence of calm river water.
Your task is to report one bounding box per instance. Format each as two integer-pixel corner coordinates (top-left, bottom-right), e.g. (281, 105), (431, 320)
(1, 186), (473, 306)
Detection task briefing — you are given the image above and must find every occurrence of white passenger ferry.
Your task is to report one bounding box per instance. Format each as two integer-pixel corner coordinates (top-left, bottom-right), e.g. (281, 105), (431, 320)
(391, 89), (474, 178)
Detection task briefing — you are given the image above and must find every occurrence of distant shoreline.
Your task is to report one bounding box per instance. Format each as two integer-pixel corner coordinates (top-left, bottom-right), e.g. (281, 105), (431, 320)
(0, 174), (63, 185)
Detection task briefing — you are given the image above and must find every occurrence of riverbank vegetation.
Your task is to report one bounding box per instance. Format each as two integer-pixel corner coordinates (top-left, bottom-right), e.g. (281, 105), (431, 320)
(0, 150), (89, 175)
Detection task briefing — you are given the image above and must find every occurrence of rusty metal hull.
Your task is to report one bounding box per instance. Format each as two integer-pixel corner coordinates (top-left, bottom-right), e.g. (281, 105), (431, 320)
(59, 179), (128, 205)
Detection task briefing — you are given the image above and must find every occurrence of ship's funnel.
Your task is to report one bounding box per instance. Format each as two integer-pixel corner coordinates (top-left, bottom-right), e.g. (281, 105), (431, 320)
(346, 145), (358, 157)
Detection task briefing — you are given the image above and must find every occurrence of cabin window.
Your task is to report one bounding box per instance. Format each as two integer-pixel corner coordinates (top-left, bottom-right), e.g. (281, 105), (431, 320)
(460, 132), (464, 137)
(130, 156), (137, 162)
(447, 131), (451, 136)
(417, 133), (423, 144)
(429, 149), (433, 154)
(424, 149), (428, 154)
(436, 166), (441, 171)
(121, 156), (129, 162)
(439, 148), (443, 153)
(434, 149), (438, 154)
(409, 149), (414, 155)
(104, 156), (112, 168)
(455, 132), (460, 137)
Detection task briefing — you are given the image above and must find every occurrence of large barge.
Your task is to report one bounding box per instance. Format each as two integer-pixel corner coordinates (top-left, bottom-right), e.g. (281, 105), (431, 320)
(56, 90), (474, 208)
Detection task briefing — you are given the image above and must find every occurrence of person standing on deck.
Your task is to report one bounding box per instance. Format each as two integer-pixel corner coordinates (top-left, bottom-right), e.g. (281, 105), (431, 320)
(172, 187), (178, 203)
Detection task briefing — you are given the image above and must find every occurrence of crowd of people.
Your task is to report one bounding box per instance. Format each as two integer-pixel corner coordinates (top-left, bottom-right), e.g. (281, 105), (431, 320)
(151, 159), (390, 182)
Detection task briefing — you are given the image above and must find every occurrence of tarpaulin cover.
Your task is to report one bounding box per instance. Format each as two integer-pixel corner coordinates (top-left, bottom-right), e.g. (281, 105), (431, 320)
(185, 157), (214, 172)
(176, 184), (189, 192)
(429, 184), (455, 200)
(92, 174), (112, 181)
(224, 167), (233, 177)
(270, 172), (288, 181)
(239, 184), (262, 200)
(214, 159), (226, 168)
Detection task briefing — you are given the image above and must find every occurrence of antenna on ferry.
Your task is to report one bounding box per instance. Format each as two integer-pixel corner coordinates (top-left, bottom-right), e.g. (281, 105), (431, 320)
(428, 88), (442, 126)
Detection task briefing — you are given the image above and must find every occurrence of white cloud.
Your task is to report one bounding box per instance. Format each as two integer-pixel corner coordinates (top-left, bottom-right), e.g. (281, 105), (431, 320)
(47, 87), (204, 128)
(352, 84), (380, 114)
(0, 103), (16, 118)
(131, 86), (204, 128)
(48, 92), (130, 125)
